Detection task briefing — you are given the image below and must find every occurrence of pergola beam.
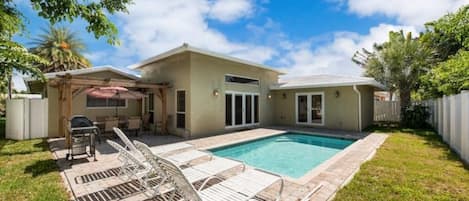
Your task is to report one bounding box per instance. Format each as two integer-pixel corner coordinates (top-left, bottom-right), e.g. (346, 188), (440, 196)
(52, 73), (169, 147)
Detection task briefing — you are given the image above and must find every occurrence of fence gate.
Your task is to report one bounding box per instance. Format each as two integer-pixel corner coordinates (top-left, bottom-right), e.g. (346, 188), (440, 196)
(374, 101), (400, 122)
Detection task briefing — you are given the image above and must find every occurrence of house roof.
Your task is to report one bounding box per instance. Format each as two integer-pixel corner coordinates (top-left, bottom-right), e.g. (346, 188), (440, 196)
(128, 43), (286, 75)
(270, 74), (385, 90)
(24, 66), (140, 81)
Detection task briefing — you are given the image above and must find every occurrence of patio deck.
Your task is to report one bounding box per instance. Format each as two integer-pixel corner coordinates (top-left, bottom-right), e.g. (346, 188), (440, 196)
(49, 128), (387, 201)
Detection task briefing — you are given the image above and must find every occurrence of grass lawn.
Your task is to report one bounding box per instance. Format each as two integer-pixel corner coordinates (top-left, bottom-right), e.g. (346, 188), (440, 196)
(0, 117), (69, 201)
(334, 128), (469, 201)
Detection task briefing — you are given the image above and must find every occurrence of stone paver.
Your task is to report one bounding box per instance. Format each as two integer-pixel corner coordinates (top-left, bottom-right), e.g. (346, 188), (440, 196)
(49, 128), (387, 201)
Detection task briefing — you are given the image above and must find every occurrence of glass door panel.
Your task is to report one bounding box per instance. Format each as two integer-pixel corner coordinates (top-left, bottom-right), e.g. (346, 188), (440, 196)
(235, 94), (243, 125)
(225, 94), (232, 126)
(245, 95), (252, 124)
(311, 95), (322, 123)
(297, 95), (308, 123)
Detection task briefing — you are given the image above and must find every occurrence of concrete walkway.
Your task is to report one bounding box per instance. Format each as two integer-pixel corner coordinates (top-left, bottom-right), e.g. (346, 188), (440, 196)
(49, 128), (387, 201)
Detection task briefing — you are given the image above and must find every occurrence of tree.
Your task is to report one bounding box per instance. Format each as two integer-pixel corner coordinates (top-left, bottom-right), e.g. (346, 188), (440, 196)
(418, 5), (469, 98)
(0, 40), (47, 99)
(0, 0), (132, 99)
(352, 31), (433, 111)
(31, 26), (91, 73)
(420, 51), (469, 96)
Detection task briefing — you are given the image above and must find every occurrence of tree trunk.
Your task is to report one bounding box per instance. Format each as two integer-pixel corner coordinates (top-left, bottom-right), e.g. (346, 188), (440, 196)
(400, 89), (411, 110)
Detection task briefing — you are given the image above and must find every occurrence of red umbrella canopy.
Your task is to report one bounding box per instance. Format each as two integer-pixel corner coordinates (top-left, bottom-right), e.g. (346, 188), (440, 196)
(85, 86), (145, 99)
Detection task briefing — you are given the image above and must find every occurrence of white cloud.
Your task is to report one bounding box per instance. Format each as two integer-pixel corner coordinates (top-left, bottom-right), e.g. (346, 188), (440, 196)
(279, 24), (418, 77)
(114, 0), (274, 66)
(209, 0), (254, 22)
(342, 0), (469, 26)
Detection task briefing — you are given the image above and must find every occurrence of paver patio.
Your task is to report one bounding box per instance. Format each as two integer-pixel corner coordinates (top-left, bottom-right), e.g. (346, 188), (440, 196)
(49, 128), (387, 201)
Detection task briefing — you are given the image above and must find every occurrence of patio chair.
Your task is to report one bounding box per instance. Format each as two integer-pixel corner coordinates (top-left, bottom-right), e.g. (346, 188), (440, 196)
(135, 140), (284, 201)
(106, 140), (162, 192)
(114, 127), (210, 166)
(133, 140), (247, 198)
(104, 117), (119, 137)
(127, 117), (141, 136)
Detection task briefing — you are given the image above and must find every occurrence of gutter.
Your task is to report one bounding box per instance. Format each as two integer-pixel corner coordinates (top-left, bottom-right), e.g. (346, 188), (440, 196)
(353, 85), (362, 132)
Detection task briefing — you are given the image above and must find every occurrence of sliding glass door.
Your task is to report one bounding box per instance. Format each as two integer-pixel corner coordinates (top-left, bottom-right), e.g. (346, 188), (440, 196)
(296, 92), (324, 125)
(225, 91), (259, 128)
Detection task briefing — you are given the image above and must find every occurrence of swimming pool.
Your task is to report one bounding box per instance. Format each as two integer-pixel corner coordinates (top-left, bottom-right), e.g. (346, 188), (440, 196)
(210, 132), (355, 178)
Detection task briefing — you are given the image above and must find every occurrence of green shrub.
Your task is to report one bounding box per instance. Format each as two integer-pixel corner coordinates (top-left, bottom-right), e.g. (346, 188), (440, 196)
(401, 104), (431, 128)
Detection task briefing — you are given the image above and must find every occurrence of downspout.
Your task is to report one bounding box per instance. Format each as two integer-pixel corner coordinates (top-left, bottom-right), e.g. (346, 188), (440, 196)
(353, 85), (362, 132)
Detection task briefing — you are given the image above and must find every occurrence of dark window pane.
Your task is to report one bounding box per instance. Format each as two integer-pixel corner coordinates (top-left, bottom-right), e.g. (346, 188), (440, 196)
(246, 95), (252, 124)
(86, 95), (107, 107)
(254, 95), (259, 123)
(225, 75), (259, 85)
(311, 95), (322, 123)
(298, 95), (308, 123)
(177, 91), (185, 112)
(225, 94), (232, 126)
(108, 98), (125, 107)
(176, 113), (185, 128)
(149, 93), (154, 110)
(235, 95), (243, 125)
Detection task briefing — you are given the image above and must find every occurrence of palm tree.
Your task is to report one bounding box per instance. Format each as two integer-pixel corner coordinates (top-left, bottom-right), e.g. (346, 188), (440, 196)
(352, 31), (433, 111)
(30, 26), (91, 73)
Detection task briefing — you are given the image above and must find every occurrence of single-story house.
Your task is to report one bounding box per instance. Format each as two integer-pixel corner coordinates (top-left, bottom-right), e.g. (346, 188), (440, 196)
(25, 43), (384, 140)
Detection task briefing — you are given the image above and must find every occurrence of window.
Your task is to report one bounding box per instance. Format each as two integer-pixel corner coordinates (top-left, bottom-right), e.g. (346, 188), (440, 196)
(225, 91), (259, 128)
(176, 90), (186, 129)
(225, 75), (259, 85)
(295, 92), (324, 125)
(86, 95), (126, 108)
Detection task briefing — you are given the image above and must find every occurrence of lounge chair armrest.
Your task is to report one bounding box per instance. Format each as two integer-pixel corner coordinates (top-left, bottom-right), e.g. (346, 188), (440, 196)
(253, 168), (284, 201)
(198, 175), (224, 191)
(300, 182), (324, 201)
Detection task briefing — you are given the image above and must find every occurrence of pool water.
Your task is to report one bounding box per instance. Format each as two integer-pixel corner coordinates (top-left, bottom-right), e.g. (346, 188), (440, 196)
(210, 133), (355, 178)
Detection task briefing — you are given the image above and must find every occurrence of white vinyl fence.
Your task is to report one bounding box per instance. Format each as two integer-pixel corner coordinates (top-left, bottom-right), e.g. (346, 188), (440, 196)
(425, 91), (469, 164)
(5, 98), (48, 140)
(374, 101), (400, 122)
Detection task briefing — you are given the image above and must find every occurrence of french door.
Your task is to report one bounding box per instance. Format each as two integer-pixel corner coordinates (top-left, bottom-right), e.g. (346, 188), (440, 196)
(296, 92), (324, 125)
(225, 91), (259, 128)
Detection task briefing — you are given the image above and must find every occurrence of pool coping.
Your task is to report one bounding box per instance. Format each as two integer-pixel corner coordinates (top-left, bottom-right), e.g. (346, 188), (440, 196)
(200, 129), (366, 185)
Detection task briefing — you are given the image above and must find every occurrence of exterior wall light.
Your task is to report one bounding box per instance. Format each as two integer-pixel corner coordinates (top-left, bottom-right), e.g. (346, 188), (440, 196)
(213, 89), (219, 96)
(267, 94), (272, 99)
(282, 93), (287, 99)
(335, 90), (340, 98)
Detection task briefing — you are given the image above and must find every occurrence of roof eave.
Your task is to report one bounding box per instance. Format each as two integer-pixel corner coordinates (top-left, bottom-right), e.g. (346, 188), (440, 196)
(270, 81), (385, 90)
(128, 44), (286, 75)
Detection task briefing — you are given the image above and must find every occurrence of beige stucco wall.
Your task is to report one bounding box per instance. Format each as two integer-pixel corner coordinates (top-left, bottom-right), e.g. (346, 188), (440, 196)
(189, 52), (279, 137)
(139, 53), (191, 136)
(45, 71), (142, 137)
(272, 86), (363, 131)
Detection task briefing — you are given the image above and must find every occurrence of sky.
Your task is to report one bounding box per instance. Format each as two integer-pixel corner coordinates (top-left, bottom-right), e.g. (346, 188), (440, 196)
(12, 0), (469, 90)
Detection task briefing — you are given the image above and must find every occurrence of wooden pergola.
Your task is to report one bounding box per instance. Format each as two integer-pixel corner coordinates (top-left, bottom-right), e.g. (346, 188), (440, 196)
(49, 73), (170, 147)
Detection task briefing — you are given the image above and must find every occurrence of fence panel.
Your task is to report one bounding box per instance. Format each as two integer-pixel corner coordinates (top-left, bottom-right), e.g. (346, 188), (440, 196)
(427, 91), (469, 164)
(374, 101), (400, 122)
(5, 98), (48, 140)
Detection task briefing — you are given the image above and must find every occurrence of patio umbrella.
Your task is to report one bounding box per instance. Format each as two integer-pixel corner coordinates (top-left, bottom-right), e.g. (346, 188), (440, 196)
(85, 86), (145, 116)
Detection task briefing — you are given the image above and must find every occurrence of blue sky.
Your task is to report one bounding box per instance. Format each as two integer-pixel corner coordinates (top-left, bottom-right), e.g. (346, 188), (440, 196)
(12, 0), (468, 90)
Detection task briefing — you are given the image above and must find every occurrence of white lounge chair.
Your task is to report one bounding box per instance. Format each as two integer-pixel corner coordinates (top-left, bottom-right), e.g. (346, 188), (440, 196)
(140, 149), (284, 201)
(133, 140), (247, 198)
(113, 127), (209, 166)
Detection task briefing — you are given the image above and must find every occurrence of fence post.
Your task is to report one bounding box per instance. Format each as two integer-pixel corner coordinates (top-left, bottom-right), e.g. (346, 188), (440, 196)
(461, 91), (469, 164)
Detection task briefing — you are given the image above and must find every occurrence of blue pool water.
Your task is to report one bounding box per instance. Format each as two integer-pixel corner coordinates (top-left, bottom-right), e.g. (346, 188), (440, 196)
(210, 133), (355, 178)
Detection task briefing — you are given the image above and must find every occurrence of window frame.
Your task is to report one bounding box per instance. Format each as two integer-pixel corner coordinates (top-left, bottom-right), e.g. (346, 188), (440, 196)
(224, 74), (260, 86)
(225, 91), (260, 129)
(295, 92), (325, 126)
(86, 95), (128, 109)
(175, 89), (186, 129)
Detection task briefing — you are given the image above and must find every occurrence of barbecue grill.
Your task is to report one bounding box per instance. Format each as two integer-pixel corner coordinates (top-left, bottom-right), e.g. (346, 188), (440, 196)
(66, 115), (100, 163)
